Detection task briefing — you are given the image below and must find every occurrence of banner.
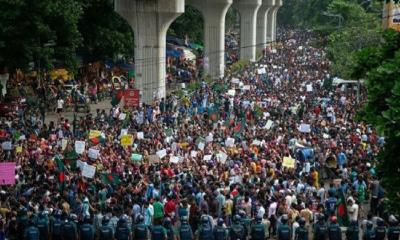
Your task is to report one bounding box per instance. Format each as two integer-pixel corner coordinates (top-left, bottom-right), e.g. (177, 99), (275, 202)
(282, 157), (295, 168)
(75, 141), (86, 154)
(88, 148), (100, 159)
(82, 164), (96, 178)
(89, 130), (101, 139)
(124, 89), (140, 107)
(120, 135), (133, 146)
(0, 162), (16, 185)
(1, 141), (12, 150)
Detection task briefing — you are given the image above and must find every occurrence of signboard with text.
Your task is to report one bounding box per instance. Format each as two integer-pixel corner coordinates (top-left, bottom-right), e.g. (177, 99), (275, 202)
(124, 89), (140, 107)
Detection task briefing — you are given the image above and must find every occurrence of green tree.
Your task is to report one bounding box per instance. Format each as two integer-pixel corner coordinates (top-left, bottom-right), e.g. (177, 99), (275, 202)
(352, 29), (400, 212)
(0, 0), (82, 72)
(78, 0), (134, 63)
(168, 6), (204, 45)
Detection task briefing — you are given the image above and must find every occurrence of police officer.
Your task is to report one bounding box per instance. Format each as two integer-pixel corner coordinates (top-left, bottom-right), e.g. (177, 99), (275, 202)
(387, 216), (400, 240)
(35, 211), (49, 240)
(197, 215), (213, 240)
(163, 217), (175, 240)
(18, 208), (29, 240)
(346, 220), (359, 240)
(250, 215), (266, 240)
(152, 219), (167, 240)
(24, 218), (40, 240)
(132, 215), (148, 240)
(239, 210), (250, 238)
(79, 215), (95, 240)
(115, 215), (131, 240)
(98, 216), (114, 240)
(295, 218), (308, 240)
(363, 221), (376, 240)
(61, 214), (78, 240)
(230, 215), (246, 240)
(50, 210), (63, 240)
(277, 215), (291, 240)
(213, 218), (227, 240)
(314, 214), (328, 240)
(375, 218), (386, 240)
(328, 216), (342, 240)
(179, 216), (193, 240)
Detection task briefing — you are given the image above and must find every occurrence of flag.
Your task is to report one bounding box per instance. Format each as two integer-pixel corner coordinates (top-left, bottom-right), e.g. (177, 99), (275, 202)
(111, 90), (124, 106)
(337, 189), (349, 226)
(234, 119), (246, 134)
(101, 173), (121, 185)
(54, 156), (66, 190)
(90, 135), (105, 145)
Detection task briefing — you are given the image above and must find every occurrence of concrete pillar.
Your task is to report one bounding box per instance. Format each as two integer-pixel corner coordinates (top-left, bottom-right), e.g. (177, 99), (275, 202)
(233, 0), (262, 62)
(266, 0), (282, 43)
(187, 0), (232, 79)
(115, 0), (184, 103)
(256, 0), (275, 53)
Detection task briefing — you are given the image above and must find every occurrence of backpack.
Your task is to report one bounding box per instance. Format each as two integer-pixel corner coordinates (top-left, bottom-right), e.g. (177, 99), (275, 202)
(230, 224), (245, 240)
(180, 223), (193, 240)
(26, 227), (40, 240)
(80, 224), (93, 240)
(99, 226), (113, 240)
(52, 219), (62, 237)
(134, 224), (148, 240)
(115, 225), (130, 240)
(199, 224), (213, 240)
(296, 227), (308, 240)
(152, 225), (165, 240)
(62, 221), (77, 240)
(36, 217), (48, 239)
(315, 224), (327, 240)
(213, 226), (226, 240)
(278, 225), (291, 240)
(251, 224), (265, 240)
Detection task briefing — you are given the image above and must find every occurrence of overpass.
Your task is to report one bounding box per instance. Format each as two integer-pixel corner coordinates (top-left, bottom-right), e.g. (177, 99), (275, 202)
(115, 0), (282, 103)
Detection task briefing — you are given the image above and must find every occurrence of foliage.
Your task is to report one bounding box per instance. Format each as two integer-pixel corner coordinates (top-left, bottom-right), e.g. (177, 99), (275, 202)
(326, 0), (381, 78)
(0, 0), (83, 72)
(353, 29), (400, 212)
(229, 59), (250, 73)
(78, 0), (134, 63)
(168, 6), (204, 45)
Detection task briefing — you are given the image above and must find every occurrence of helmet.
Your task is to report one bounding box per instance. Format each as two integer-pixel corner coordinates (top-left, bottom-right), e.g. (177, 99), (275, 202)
(217, 218), (224, 226)
(119, 214), (129, 224)
(298, 217), (306, 226)
(233, 215), (241, 223)
(181, 216), (188, 222)
(69, 214), (78, 222)
(331, 216), (337, 223)
(377, 218), (384, 227)
(137, 214), (144, 223)
(201, 215), (209, 224)
(164, 217), (172, 226)
(281, 215), (288, 224)
(256, 215), (263, 223)
(366, 221), (373, 229)
(389, 215), (399, 226)
(102, 216), (110, 225)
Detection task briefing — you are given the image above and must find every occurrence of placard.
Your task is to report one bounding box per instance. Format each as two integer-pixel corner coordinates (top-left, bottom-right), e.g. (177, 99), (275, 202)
(231, 78), (240, 84)
(89, 130), (101, 139)
(77, 160), (87, 170)
(190, 151), (197, 158)
(131, 153), (143, 161)
(1, 141), (12, 150)
(124, 89), (140, 107)
(198, 142), (205, 151)
(306, 84), (313, 92)
(203, 155), (212, 161)
(225, 138), (235, 147)
(299, 124), (311, 133)
(82, 164), (96, 178)
(265, 120), (274, 130)
(148, 154), (160, 164)
(16, 146), (22, 153)
(170, 156), (182, 164)
(217, 152), (228, 163)
(61, 139), (68, 151)
(0, 162), (15, 185)
(206, 134), (213, 143)
(75, 141), (86, 154)
(137, 132), (144, 140)
(156, 149), (167, 159)
(88, 148), (100, 159)
(282, 157), (295, 168)
(119, 113), (126, 120)
(227, 89), (236, 96)
(120, 135), (133, 146)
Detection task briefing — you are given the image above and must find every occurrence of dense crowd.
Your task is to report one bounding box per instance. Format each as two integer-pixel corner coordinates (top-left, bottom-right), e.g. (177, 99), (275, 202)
(0, 29), (399, 240)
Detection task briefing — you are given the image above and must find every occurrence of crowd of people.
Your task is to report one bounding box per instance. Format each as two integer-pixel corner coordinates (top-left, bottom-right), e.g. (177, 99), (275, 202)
(0, 29), (399, 240)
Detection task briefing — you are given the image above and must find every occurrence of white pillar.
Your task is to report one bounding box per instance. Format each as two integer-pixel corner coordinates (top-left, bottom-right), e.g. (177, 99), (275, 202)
(267, 0), (282, 43)
(115, 0), (184, 104)
(256, 0), (275, 53)
(187, 0), (232, 79)
(233, 0), (262, 62)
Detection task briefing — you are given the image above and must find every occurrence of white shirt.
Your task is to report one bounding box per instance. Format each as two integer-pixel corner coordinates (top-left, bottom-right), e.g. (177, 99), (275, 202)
(57, 99), (64, 109)
(347, 203), (359, 221)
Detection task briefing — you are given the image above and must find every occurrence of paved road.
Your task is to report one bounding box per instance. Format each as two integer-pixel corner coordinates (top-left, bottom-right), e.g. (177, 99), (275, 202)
(45, 99), (112, 124)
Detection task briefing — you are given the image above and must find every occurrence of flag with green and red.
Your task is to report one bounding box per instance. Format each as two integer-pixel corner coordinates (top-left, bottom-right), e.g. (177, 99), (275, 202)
(101, 173), (121, 185)
(54, 156), (66, 190)
(337, 189), (349, 226)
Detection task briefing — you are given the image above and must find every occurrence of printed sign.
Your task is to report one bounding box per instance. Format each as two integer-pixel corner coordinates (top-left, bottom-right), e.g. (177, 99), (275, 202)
(120, 135), (133, 146)
(131, 154), (143, 161)
(0, 162), (16, 185)
(1, 141), (12, 150)
(82, 164), (96, 178)
(282, 157), (295, 168)
(156, 149), (167, 159)
(75, 141), (86, 154)
(124, 89), (140, 107)
(299, 124), (311, 133)
(88, 148), (100, 159)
